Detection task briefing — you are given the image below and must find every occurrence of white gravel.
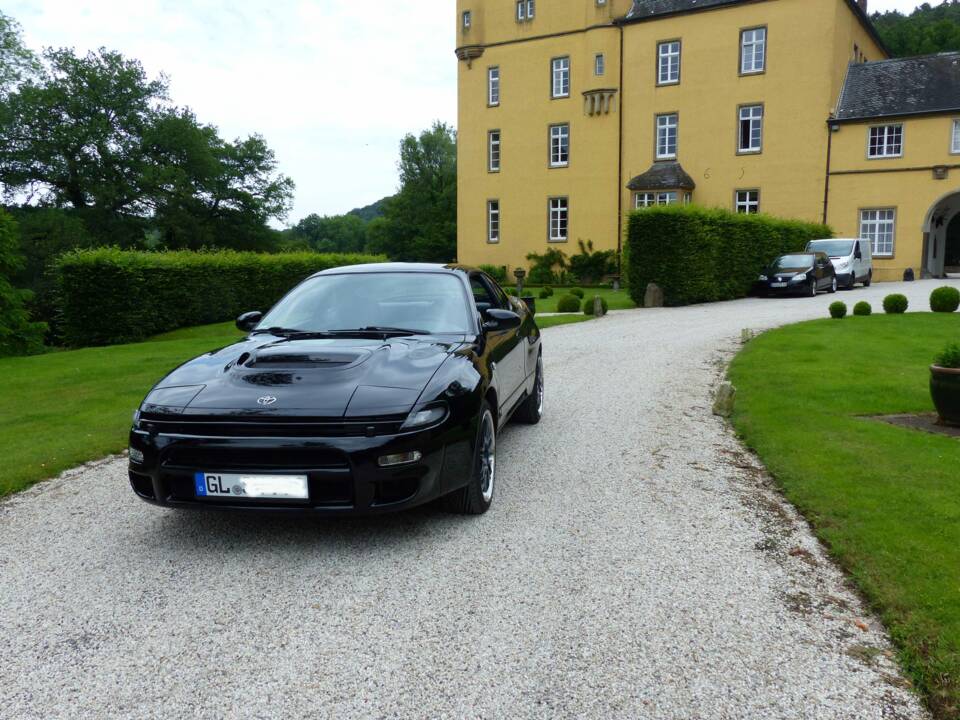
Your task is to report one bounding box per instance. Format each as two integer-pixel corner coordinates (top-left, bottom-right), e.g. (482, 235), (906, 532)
(2, 279), (954, 720)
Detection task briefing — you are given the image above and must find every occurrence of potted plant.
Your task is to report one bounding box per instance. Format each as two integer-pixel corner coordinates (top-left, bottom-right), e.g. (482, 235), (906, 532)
(930, 343), (960, 426)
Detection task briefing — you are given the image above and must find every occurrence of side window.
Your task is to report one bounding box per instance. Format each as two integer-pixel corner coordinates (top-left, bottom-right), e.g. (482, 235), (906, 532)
(470, 275), (498, 309)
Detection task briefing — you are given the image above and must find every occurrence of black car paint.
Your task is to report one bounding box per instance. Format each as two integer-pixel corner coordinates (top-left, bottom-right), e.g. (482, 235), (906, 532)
(758, 252), (836, 296)
(128, 264), (542, 514)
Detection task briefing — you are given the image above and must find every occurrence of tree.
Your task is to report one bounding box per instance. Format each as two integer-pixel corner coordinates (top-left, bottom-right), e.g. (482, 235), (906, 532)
(377, 122), (457, 263)
(293, 212), (369, 253)
(0, 209), (45, 356)
(872, 1), (960, 57)
(0, 12), (39, 97)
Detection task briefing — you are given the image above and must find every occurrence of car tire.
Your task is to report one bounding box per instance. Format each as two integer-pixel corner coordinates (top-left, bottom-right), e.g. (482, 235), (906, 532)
(513, 354), (543, 424)
(809, 279), (818, 297)
(864, 271), (872, 288)
(847, 273), (857, 289)
(443, 401), (496, 515)
(829, 276), (837, 293)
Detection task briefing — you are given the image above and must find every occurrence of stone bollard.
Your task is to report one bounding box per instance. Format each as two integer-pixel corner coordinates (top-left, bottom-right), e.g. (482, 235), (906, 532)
(644, 283), (665, 308)
(593, 296), (606, 317)
(713, 382), (736, 418)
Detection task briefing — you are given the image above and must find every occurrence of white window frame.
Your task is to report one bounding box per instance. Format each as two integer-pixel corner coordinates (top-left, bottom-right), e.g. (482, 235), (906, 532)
(860, 208), (896, 257)
(595, 53), (605, 76)
(634, 192), (677, 208)
(488, 130), (501, 172)
(462, 11), (472, 29)
(867, 124), (903, 158)
(953, 119), (960, 154)
(548, 197), (568, 242)
(487, 200), (500, 243)
(517, 0), (535, 21)
(735, 189), (760, 214)
(738, 104), (763, 154)
(551, 56), (570, 98)
(740, 27), (766, 74)
(656, 113), (678, 160)
(657, 41), (681, 85)
(488, 66), (500, 106)
(549, 123), (570, 168)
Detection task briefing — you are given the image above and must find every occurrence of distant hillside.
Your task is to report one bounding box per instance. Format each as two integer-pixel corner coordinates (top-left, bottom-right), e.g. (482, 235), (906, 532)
(872, 0), (960, 57)
(348, 196), (391, 222)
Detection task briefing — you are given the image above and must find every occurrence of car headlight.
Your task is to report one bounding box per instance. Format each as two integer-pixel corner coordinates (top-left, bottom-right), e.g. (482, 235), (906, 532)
(758, 275), (768, 281)
(792, 273), (807, 282)
(401, 404), (447, 430)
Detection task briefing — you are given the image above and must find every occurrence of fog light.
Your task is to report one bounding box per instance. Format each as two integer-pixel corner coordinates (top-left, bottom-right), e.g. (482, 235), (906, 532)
(378, 451), (422, 467)
(129, 447), (145, 464)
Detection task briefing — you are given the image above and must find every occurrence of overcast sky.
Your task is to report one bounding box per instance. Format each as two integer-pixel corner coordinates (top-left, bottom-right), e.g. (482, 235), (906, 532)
(8, 0), (930, 225)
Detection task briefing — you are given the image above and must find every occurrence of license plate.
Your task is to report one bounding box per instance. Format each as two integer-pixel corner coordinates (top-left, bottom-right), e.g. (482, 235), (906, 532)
(771, 282), (788, 288)
(194, 472), (309, 501)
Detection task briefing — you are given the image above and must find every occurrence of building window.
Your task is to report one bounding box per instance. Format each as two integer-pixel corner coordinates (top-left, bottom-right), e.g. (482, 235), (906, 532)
(595, 53), (605, 76)
(860, 208), (895, 256)
(953, 120), (960, 154)
(735, 190), (760, 214)
(656, 113), (678, 159)
(549, 124), (570, 167)
(488, 130), (501, 172)
(488, 67), (500, 106)
(738, 105), (763, 153)
(740, 27), (766, 74)
(517, 0), (535, 21)
(462, 11), (472, 29)
(868, 124), (903, 158)
(488, 200), (500, 243)
(635, 192), (677, 208)
(552, 57), (570, 98)
(549, 197), (568, 241)
(657, 41), (681, 85)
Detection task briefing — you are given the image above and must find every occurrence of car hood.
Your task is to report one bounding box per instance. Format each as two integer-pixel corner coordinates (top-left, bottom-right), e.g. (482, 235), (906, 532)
(767, 266), (812, 277)
(142, 334), (470, 418)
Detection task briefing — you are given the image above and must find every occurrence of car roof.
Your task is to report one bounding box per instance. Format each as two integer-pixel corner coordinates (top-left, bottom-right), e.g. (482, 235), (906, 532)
(308, 262), (479, 279)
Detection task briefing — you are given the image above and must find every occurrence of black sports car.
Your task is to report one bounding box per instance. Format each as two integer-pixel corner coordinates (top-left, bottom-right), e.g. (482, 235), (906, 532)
(128, 264), (543, 515)
(757, 251), (837, 297)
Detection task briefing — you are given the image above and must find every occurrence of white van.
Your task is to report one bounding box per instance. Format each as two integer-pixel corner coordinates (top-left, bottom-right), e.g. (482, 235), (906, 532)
(805, 238), (872, 289)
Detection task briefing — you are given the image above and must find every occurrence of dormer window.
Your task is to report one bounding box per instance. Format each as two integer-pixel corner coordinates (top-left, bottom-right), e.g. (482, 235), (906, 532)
(517, 0), (535, 22)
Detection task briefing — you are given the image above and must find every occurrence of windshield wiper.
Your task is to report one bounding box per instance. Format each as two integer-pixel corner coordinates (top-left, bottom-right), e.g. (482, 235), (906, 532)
(250, 327), (337, 338)
(330, 326), (427, 337)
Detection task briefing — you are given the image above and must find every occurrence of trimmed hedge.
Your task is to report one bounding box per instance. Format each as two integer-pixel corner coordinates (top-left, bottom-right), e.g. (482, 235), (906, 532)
(829, 301), (847, 319)
(556, 294), (581, 313)
(930, 286), (960, 313)
(54, 249), (385, 346)
(883, 294), (909, 314)
(853, 301), (872, 316)
(625, 206), (832, 306)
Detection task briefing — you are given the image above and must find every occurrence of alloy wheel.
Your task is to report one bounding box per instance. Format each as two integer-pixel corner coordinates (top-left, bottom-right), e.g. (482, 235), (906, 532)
(479, 410), (496, 503)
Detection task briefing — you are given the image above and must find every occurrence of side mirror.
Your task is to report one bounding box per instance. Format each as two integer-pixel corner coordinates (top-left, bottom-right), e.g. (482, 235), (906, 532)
(236, 311), (262, 332)
(483, 308), (521, 332)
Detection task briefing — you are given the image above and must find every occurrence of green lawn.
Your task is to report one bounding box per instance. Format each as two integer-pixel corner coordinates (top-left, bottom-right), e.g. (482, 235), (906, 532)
(0, 313), (597, 498)
(523, 287), (634, 313)
(729, 314), (960, 718)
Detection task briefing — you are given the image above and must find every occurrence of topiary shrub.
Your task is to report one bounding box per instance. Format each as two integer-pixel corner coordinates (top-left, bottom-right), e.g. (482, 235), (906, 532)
(853, 301), (872, 316)
(541, 286), (554, 297)
(54, 248), (385, 347)
(582, 296), (609, 316)
(625, 205), (831, 306)
(569, 287), (585, 298)
(538, 288), (552, 299)
(930, 286), (960, 313)
(883, 293), (909, 314)
(935, 343), (960, 369)
(829, 301), (847, 319)
(556, 294), (581, 313)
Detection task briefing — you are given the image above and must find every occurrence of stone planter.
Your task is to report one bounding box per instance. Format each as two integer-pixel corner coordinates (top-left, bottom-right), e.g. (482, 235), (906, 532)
(930, 365), (960, 426)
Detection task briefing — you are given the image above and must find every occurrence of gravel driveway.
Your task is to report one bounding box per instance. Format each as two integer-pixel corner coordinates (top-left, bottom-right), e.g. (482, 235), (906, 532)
(3, 280), (954, 720)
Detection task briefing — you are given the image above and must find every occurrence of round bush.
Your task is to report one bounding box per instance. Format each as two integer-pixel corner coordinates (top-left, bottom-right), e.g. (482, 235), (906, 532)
(930, 286), (960, 313)
(829, 301), (847, 319)
(556, 294), (581, 313)
(569, 287), (585, 298)
(853, 301), (872, 316)
(541, 286), (554, 297)
(538, 288), (551, 299)
(883, 294), (909, 314)
(582, 296), (609, 316)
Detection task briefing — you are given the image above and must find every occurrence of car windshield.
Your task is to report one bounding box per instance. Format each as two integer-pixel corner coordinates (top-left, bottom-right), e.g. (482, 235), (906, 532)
(808, 240), (854, 257)
(258, 272), (473, 334)
(773, 254), (815, 269)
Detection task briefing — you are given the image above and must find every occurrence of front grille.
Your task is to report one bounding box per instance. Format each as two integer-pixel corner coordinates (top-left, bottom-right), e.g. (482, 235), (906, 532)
(142, 414), (406, 438)
(162, 445), (348, 471)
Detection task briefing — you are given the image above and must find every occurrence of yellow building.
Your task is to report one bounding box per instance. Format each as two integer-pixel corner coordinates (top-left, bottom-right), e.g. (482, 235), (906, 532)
(455, 0), (960, 281)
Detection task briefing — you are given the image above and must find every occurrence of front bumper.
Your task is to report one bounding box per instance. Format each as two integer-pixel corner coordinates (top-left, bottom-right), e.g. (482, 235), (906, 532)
(127, 420), (475, 515)
(759, 279), (811, 295)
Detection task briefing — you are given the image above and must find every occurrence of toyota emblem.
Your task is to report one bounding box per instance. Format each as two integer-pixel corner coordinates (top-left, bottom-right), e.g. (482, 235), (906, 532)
(257, 396), (278, 406)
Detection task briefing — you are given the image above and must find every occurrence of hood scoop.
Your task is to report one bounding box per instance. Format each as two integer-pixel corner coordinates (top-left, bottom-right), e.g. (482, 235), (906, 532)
(246, 347), (370, 369)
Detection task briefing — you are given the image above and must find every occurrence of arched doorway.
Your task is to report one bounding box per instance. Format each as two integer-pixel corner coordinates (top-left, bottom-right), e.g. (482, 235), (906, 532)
(924, 190), (960, 278)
